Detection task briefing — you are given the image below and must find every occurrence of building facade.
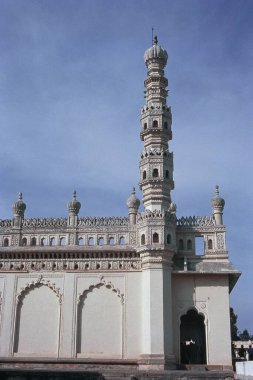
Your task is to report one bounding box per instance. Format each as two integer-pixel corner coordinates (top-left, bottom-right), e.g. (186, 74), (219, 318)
(0, 38), (239, 372)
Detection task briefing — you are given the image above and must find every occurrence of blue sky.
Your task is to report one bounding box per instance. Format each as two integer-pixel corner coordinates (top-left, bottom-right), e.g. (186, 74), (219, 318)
(0, 0), (252, 333)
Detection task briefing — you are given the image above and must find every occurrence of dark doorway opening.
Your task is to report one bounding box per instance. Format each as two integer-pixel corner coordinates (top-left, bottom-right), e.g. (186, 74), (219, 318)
(180, 309), (206, 364)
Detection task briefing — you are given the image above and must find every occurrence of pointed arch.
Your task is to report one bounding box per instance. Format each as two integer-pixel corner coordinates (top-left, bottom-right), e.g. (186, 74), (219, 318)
(14, 276), (62, 356)
(76, 277), (124, 358)
(180, 308), (206, 365)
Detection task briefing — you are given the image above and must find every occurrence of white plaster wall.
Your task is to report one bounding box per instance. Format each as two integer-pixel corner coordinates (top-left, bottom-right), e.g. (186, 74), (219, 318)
(0, 271), (142, 359)
(172, 273), (232, 366)
(14, 285), (60, 356)
(77, 285), (122, 358)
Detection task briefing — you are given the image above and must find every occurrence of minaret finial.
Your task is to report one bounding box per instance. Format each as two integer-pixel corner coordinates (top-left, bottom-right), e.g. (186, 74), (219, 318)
(215, 185), (220, 197)
(73, 190), (77, 200)
(18, 192), (22, 200)
(153, 35), (158, 45)
(152, 27), (154, 44)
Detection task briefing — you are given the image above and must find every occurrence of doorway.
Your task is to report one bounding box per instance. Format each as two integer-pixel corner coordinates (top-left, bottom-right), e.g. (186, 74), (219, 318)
(180, 309), (206, 364)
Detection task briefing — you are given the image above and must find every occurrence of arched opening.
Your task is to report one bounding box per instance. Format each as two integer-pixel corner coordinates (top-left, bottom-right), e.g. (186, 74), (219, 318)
(141, 234), (145, 245)
(31, 237), (36, 246)
(143, 170), (147, 180)
(208, 239), (213, 249)
(187, 239), (192, 250)
(98, 237), (104, 246)
(119, 236), (125, 245)
(3, 238), (9, 247)
(50, 237), (56, 246)
(152, 168), (159, 178)
(22, 238), (27, 246)
(165, 170), (169, 179)
(180, 309), (206, 364)
(167, 234), (171, 244)
(78, 237), (84, 246)
(88, 237), (94, 246)
(60, 237), (66, 246)
(179, 239), (184, 250)
(109, 237), (115, 245)
(143, 123), (147, 130)
(41, 237), (47, 246)
(153, 233), (159, 243)
(164, 121), (168, 129)
(152, 120), (158, 128)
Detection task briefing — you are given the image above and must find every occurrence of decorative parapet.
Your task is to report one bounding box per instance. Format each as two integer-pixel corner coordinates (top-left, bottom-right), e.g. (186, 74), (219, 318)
(137, 210), (176, 224)
(0, 220), (12, 228)
(176, 216), (215, 228)
(22, 218), (68, 228)
(77, 217), (129, 227)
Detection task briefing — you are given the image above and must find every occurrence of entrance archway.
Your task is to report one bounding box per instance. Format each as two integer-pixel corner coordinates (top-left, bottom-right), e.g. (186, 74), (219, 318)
(180, 309), (206, 364)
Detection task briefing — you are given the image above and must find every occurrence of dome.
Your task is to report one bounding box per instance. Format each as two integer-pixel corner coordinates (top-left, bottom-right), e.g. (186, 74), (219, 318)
(68, 190), (81, 215)
(144, 36), (168, 64)
(169, 202), (177, 213)
(211, 185), (225, 210)
(12, 192), (26, 217)
(127, 187), (140, 211)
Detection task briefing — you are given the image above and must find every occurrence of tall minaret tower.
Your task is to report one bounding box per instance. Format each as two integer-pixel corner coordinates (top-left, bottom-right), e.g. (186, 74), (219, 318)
(139, 36), (174, 211)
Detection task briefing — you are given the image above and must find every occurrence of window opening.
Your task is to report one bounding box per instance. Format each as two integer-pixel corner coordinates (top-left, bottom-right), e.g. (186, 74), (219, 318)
(153, 233), (159, 243)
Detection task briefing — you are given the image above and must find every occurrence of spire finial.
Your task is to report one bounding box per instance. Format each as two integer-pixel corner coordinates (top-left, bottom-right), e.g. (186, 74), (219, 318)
(73, 190), (77, 200)
(132, 187), (136, 194)
(18, 192), (22, 200)
(154, 35), (158, 45)
(215, 185), (220, 197)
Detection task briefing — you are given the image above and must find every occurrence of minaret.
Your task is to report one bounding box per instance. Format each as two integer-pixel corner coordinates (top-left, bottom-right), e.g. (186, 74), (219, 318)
(139, 36), (174, 211)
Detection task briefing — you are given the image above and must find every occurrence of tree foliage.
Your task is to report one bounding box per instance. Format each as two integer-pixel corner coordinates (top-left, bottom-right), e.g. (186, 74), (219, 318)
(230, 308), (253, 341)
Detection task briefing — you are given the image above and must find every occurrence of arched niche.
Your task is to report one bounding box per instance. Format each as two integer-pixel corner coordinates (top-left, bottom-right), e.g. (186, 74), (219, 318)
(13, 279), (61, 356)
(76, 280), (124, 358)
(180, 309), (206, 365)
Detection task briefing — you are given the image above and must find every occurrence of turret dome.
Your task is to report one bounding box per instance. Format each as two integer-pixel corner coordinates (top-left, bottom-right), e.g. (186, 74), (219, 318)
(12, 192), (26, 218)
(127, 187), (140, 211)
(144, 36), (168, 65)
(68, 190), (81, 215)
(211, 185), (225, 211)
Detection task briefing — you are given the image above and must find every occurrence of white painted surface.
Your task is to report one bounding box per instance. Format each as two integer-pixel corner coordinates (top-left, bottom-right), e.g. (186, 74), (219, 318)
(236, 361), (253, 376)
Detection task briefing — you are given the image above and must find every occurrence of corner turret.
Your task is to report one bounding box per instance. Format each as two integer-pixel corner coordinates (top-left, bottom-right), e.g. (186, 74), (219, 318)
(211, 185), (225, 225)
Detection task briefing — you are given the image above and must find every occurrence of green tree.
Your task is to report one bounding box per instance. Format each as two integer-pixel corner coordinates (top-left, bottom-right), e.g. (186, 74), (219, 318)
(239, 329), (251, 341)
(230, 307), (239, 341)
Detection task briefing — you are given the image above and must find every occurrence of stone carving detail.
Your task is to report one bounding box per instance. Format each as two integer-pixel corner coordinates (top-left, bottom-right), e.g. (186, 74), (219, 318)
(217, 233), (224, 249)
(0, 220), (12, 227)
(77, 275), (124, 305)
(129, 232), (137, 245)
(22, 218), (68, 228)
(177, 216), (214, 227)
(16, 275), (62, 304)
(77, 217), (128, 227)
(11, 235), (20, 246)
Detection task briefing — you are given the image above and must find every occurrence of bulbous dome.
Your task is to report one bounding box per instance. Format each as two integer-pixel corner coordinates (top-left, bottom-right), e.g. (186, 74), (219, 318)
(12, 192), (26, 217)
(127, 187), (140, 211)
(144, 36), (168, 64)
(169, 202), (177, 213)
(211, 186), (225, 210)
(68, 190), (81, 215)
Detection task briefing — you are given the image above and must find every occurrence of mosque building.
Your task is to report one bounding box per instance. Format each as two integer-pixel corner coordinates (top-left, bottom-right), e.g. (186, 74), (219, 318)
(0, 38), (240, 378)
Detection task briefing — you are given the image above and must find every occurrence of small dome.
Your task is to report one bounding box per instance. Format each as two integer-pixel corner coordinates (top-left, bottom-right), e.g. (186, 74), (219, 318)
(211, 185), (225, 210)
(12, 192), (26, 217)
(127, 187), (140, 211)
(170, 202), (177, 213)
(68, 190), (81, 215)
(144, 36), (168, 65)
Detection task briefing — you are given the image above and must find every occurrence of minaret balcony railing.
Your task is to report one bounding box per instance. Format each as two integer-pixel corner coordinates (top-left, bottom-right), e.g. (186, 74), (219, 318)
(140, 128), (172, 141)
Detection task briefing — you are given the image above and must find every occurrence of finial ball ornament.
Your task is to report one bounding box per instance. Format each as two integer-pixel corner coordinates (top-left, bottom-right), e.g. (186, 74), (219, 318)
(68, 190), (81, 215)
(127, 187), (140, 211)
(144, 36), (168, 64)
(211, 185), (225, 211)
(12, 192), (26, 217)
